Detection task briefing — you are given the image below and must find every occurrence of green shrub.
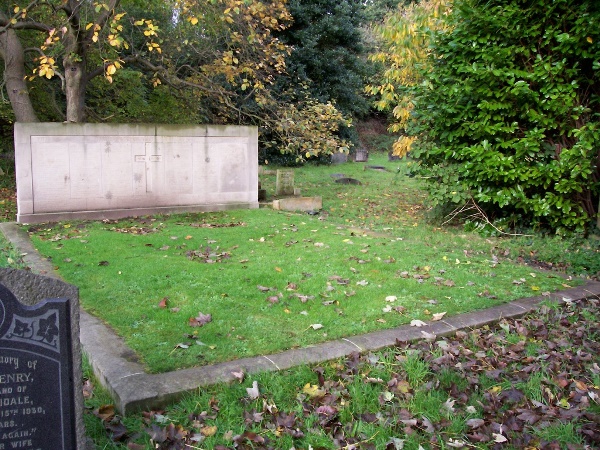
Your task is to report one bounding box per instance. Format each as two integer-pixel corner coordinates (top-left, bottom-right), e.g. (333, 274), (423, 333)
(410, 0), (600, 233)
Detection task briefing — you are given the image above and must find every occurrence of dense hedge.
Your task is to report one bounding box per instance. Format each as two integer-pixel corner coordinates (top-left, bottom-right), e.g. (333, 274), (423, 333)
(410, 0), (600, 233)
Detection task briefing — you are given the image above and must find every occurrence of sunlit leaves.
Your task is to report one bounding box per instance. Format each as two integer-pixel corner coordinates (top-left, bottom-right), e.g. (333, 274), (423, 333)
(34, 56), (57, 79)
(367, 0), (450, 156)
(269, 100), (352, 162)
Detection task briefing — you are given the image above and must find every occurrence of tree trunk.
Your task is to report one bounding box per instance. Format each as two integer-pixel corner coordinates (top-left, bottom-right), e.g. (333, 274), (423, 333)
(64, 56), (87, 122)
(0, 25), (39, 123)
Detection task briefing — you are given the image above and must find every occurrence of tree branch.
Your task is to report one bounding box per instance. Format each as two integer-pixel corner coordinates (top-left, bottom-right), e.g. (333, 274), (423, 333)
(84, 0), (121, 43)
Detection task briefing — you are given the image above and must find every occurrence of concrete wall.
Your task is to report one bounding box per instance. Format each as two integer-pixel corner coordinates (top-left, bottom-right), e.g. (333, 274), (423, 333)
(15, 123), (258, 223)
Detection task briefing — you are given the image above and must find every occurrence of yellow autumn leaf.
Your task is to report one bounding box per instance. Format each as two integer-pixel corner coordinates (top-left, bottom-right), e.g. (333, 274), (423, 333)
(302, 383), (326, 398)
(200, 425), (218, 436)
(190, 17), (199, 25)
(106, 64), (117, 75)
(587, 36), (593, 43)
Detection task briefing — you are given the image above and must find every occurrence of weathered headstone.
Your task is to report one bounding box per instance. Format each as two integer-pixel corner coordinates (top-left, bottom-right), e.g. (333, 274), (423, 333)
(354, 148), (368, 162)
(0, 268), (85, 450)
(331, 151), (348, 164)
(275, 169), (295, 196)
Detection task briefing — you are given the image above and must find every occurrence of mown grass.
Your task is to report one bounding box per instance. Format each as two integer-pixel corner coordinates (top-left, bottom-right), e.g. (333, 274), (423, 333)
(26, 154), (571, 373)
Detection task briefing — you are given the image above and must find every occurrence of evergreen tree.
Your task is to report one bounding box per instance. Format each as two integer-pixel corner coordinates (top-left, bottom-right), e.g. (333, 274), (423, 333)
(276, 0), (371, 120)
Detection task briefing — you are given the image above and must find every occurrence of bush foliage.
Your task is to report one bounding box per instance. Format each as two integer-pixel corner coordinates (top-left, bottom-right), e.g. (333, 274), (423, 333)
(409, 0), (600, 233)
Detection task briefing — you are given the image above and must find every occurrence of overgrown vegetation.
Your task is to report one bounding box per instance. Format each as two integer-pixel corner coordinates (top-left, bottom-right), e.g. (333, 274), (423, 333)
(410, 0), (600, 233)
(369, 0), (600, 233)
(84, 295), (600, 449)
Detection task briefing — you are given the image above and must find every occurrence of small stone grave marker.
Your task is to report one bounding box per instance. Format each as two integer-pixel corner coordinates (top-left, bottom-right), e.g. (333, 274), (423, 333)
(331, 151), (348, 164)
(0, 268), (85, 450)
(275, 169), (295, 196)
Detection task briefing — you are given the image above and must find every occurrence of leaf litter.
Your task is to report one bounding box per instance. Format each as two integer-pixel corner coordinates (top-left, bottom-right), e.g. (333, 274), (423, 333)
(90, 297), (600, 449)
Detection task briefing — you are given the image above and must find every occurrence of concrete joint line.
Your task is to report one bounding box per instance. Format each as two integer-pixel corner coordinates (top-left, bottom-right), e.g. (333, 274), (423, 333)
(342, 338), (363, 351)
(512, 303), (528, 311)
(119, 372), (145, 381)
(262, 356), (281, 370)
(440, 321), (458, 332)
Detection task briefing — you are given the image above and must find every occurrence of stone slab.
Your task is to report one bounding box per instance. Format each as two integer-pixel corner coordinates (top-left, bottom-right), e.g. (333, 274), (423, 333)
(272, 197), (322, 212)
(14, 123), (258, 223)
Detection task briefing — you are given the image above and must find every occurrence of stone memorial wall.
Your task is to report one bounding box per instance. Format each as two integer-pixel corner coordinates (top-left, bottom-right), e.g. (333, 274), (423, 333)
(15, 123), (258, 223)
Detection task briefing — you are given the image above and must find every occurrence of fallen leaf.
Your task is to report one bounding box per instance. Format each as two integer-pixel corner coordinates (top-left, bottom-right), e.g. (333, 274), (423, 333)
(82, 379), (94, 399)
(94, 404), (115, 422)
(466, 418), (485, 429)
(446, 439), (466, 448)
(257, 285), (275, 292)
(231, 371), (245, 382)
(246, 381), (260, 400)
(303, 383), (326, 398)
(442, 397), (456, 413)
(492, 433), (507, 443)
(431, 312), (447, 321)
(309, 323), (324, 330)
(421, 331), (436, 341)
(385, 295), (397, 302)
(201, 425), (217, 437)
(189, 312), (212, 327)
(410, 320), (427, 327)
(266, 295), (280, 304)
(158, 297), (168, 308)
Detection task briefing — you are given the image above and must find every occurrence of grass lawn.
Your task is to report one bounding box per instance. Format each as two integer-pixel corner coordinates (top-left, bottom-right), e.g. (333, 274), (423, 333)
(26, 153), (573, 373)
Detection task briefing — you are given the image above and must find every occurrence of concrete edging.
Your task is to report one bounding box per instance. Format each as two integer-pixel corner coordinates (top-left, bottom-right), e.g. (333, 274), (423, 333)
(2, 222), (599, 414)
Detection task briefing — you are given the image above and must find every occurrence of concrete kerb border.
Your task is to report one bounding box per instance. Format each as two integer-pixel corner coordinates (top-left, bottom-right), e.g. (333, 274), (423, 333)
(2, 221), (600, 414)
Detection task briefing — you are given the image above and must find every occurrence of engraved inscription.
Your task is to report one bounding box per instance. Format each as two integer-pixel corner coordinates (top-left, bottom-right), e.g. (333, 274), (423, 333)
(134, 145), (164, 193)
(0, 355), (46, 450)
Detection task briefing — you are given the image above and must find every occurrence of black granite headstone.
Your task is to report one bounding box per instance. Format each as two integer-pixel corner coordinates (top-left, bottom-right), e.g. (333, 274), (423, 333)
(0, 269), (84, 450)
